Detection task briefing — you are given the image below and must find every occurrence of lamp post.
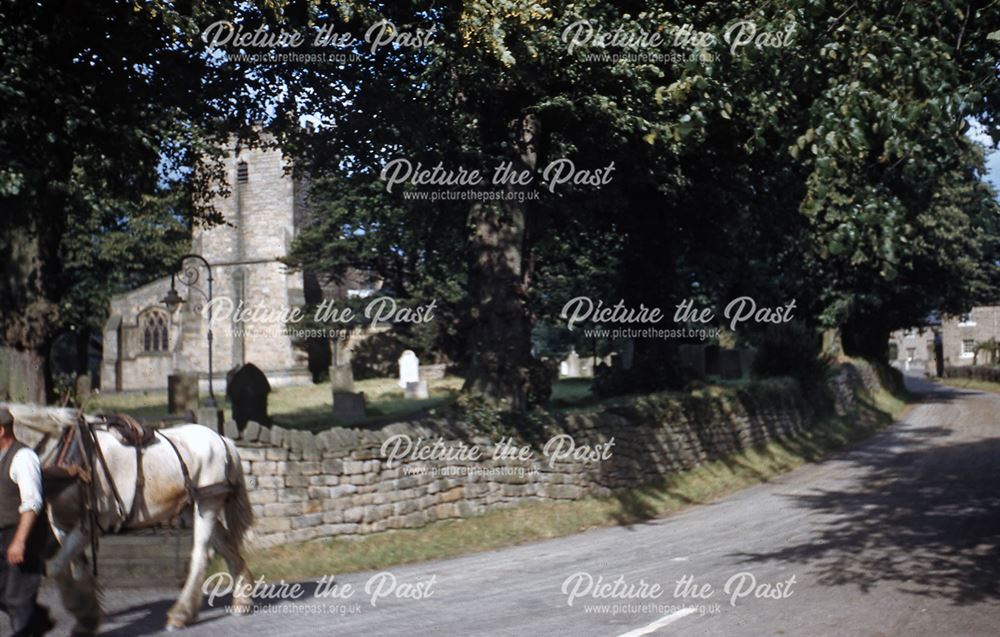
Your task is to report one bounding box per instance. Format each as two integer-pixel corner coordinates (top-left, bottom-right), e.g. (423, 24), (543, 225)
(161, 254), (217, 408)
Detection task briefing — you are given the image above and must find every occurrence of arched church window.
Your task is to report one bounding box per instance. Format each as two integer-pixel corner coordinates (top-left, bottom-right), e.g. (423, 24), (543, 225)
(237, 160), (249, 184)
(142, 311), (169, 352)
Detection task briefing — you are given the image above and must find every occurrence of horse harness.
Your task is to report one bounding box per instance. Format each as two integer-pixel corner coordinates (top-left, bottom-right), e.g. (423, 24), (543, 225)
(43, 413), (237, 574)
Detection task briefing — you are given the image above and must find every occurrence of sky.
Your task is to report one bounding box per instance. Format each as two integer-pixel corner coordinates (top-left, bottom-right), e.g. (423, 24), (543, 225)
(986, 146), (1000, 192)
(970, 122), (1000, 193)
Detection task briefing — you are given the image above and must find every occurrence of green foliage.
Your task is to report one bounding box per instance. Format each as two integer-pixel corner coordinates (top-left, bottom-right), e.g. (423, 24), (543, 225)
(752, 323), (830, 390)
(5, 0), (1000, 403)
(0, 0), (282, 392)
(973, 338), (1000, 366)
(284, 172), (468, 365)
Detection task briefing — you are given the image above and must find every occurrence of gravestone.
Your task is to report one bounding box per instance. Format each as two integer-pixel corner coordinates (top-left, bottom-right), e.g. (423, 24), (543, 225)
(405, 380), (429, 399)
(420, 363), (447, 381)
(332, 391), (367, 419)
(608, 352), (621, 370)
(168, 373), (199, 415)
(329, 364), (355, 392)
(719, 349), (743, 380)
(226, 363), (271, 430)
(398, 350), (420, 389)
(74, 374), (92, 401)
(704, 345), (721, 376)
(562, 348), (582, 377)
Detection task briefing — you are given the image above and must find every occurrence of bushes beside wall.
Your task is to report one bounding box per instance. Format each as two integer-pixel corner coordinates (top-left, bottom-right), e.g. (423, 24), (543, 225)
(233, 361), (886, 548)
(943, 365), (1000, 383)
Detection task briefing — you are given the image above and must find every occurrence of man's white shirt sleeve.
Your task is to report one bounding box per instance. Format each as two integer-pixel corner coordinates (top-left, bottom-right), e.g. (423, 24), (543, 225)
(10, 448), (43, 514)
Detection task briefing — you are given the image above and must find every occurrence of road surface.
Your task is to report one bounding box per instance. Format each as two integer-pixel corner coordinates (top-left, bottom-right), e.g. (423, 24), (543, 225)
(41, 375), (1000, 637)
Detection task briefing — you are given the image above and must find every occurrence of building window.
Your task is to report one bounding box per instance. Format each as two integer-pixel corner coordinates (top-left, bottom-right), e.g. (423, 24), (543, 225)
(958, 313), (975, 326)
(237, 160), (249, 184)
(906, 348), (916, 361)
(961, 339), (976, 359)
(142, 311), (169, 353)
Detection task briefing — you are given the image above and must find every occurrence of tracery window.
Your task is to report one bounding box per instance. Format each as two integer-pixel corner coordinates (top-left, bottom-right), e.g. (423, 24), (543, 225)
(143, 310), (169, 352)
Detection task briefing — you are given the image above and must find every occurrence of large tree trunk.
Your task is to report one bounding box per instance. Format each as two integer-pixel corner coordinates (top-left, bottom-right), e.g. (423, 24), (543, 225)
(0, 344), (48, 403)
(1, 216), (60, 403)
(601, 187), (683, 393)
(462, 114), (545, 411)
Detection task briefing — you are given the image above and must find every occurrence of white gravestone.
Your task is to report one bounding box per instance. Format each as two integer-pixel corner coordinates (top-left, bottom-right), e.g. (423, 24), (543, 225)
(398, 350), (420, 388)
(563, 348), (582, 378)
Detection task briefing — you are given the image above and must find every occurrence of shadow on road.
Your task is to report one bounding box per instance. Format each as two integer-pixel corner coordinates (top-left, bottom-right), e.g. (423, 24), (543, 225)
(96, 579), (346, 636)
(731, 396), (1000, 605)
(99, 599), (176, 637)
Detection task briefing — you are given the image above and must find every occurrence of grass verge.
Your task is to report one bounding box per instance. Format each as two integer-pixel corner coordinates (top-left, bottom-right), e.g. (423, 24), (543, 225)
(230, 385), (906, 581)
(934, 376), (1000, 394)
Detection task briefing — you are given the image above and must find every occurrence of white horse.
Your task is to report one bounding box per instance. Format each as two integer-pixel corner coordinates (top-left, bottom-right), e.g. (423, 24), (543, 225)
(3, 403), (255, 635)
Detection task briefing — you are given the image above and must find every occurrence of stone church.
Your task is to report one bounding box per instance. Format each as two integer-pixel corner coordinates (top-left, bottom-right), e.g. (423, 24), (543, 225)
(101, 144), (316, 392)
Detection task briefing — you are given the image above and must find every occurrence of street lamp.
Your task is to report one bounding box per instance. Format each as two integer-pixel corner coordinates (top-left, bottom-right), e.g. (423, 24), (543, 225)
(161, 253), (217, 408)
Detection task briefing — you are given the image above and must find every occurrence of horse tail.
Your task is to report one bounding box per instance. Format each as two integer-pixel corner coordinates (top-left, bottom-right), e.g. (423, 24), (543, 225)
(222, 438), (255, 549)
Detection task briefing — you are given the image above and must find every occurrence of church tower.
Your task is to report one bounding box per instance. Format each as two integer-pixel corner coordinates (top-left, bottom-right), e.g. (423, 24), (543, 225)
(101, 144), (311, 392)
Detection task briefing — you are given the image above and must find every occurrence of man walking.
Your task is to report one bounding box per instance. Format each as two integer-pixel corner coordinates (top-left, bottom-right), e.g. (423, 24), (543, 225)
(0, 407), (53, 636)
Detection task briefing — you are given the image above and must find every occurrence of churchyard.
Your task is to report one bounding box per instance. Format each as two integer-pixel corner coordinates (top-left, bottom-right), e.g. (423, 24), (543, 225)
(83, 374), (619, 430)
(87, 375), (465, 431)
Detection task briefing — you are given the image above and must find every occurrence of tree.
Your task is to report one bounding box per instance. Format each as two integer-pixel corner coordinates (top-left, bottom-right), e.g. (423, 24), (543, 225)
(779, 1), (1000, 358)
(7, 0), (997, 404)
(622, 0), (1000, 361)
(0, 1), (287, 401)
(271, 0), (726, 406)
(273, 0), (1000, 405)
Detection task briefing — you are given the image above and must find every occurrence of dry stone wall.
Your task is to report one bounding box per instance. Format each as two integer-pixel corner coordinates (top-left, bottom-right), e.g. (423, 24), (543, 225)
(234, 362), (880, 548)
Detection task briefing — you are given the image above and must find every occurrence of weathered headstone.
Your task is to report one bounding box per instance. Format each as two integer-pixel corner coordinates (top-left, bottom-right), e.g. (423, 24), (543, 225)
(704, 345), (721, 376)
(719, 349), (743, 380)
(608, 352), (621, 369)
(405, 380), (429, 399)
(329, 364), (355, 392)
(332, 391), (367, 419)
(74, 374), (92, 400)
(398, 350), (420, 389)
(226, 363), (271, 430)
(168, 373), (199, 415)
(420, 363), (447, 381)
(567, 348), (582, 377)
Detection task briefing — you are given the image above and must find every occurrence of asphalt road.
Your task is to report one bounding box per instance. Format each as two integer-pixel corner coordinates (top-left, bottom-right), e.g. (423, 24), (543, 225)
(39, 374), (1000, 637)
